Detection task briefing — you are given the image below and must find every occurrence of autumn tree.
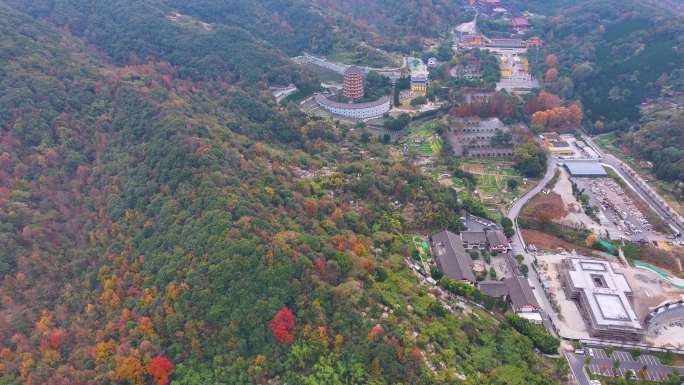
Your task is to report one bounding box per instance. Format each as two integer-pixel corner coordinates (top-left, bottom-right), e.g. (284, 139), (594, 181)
(147, 355), (174, 385)
(545, 54), (558, 68)
(524, 91), (561, 114)
(531, 104), (583, 131)
(114, 355), (144, 385)
(545, 68), (559, 83)
(270, 307), (296, 344)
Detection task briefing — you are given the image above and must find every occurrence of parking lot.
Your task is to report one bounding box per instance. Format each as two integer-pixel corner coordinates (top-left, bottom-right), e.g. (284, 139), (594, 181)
(584, 347), (680, 382)
(574, 177), (663, 241)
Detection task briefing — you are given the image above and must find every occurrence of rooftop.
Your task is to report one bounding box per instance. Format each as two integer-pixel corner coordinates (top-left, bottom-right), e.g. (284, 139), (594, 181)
(315, 94), (389, 110)
(485, 229), (508, 247)
(564, 258), (642, 330)
(505, 276), (539, 310)
(432, 230), (476, 283)
(511, 17), (529, 27)
(487, 38), (525, 48)
(479, 280), (508, 297)
(564, 160), (607, 177)
(344, 66), (364, 76)
(461, 231), (487, 243)
(552, 140), (570, 148)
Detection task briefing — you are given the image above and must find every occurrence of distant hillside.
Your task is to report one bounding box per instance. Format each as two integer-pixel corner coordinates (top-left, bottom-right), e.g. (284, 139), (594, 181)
(528, 0), (684, 126)
(312, 0), (470, 52)
(4, 0), (313, 84)
(645, 0), (684, 15)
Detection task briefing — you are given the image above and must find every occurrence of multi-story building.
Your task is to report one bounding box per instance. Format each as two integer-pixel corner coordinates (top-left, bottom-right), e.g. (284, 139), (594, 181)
(408, 58), (430, 96)
(447, 117), (515, 158)
(343, 66), (364, 100)
(560, 258), (644, 341)
(461, 229), (510, 252)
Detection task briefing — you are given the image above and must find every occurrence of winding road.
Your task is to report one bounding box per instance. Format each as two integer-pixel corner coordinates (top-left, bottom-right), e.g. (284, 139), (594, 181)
(506, 158), (559, 333)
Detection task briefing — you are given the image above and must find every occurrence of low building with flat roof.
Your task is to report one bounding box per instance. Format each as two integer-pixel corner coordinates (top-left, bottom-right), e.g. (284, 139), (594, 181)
(564, 160), (607, 177)
(487, 38), (525, 48)
(431, 230), (476, 283)
(315, 94), (390, 120)
(560, 257), (644, 341)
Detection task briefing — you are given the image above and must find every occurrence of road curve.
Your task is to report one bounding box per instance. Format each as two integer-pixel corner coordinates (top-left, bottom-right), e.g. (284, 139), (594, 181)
(506, 158), (559, 330)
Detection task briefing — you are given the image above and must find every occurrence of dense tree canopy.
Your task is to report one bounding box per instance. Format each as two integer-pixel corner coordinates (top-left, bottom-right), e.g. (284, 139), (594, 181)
(0, 1), (572, 384)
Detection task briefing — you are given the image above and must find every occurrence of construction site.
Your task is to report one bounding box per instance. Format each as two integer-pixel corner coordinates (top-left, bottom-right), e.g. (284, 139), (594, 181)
(533, 252), (684, 348)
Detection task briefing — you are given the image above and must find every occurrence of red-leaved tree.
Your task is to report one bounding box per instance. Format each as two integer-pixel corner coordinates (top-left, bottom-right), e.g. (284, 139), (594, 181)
(147, 355), (173, 385)
(271, 306), (296, 344)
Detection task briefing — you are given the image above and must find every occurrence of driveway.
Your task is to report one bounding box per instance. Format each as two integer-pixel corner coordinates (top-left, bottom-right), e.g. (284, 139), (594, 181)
(565, 352), (591, 385)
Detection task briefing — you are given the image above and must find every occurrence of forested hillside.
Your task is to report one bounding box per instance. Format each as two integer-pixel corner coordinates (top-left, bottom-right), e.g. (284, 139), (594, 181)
(529, 0), (684, 126)
(4, 0), (314, 83)
(0, 1), (563, 384)
(523, 0), (684, 194)
(312, 0), (469, 52)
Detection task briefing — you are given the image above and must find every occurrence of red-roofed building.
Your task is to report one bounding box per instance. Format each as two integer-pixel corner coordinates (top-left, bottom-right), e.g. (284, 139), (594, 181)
(463, 35), (487, 47)
(511, 17), (529, 32)
(526, 36), (543, 47)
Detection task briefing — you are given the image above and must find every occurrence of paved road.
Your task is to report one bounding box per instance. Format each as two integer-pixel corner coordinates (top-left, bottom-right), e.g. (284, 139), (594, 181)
(565, 352), (591, 385)
(582, 134), (683, 235)
(506, 158), (559, 332)
(507, 157), (557, 225)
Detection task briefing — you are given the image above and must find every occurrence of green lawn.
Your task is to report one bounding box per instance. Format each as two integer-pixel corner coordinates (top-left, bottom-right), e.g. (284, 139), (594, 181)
(405, 120), (445, 157)
(412, 236), (432, 273)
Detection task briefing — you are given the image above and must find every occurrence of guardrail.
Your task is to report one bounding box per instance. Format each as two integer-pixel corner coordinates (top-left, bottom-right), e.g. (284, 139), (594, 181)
(578, 339), (684, 355)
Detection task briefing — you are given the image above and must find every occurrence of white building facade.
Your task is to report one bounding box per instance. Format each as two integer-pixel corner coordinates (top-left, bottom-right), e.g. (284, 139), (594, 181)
(315, 94), (391, 120)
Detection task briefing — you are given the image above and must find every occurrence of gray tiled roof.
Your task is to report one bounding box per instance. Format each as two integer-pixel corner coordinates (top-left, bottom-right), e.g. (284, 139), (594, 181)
(505, 276), (539, 310)
(461, 231), (488, 243)
(479, 280), (509, 298)
(485, 230), (508, 247)
(345, 65), (364, 75)
(432, 230), (476, 283)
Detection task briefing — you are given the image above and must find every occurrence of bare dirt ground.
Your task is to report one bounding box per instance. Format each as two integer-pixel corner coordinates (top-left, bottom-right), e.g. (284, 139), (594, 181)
(535, 253), (591, 339)
(624, 268), (679, 317)
(637, 246), (684, 276)
(537, 252), (684, 346)
(522, 229), (597, 255)
(553, 169), (603, 233)
(461, 163), (485, 174)
(521, 192), (566, 222)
